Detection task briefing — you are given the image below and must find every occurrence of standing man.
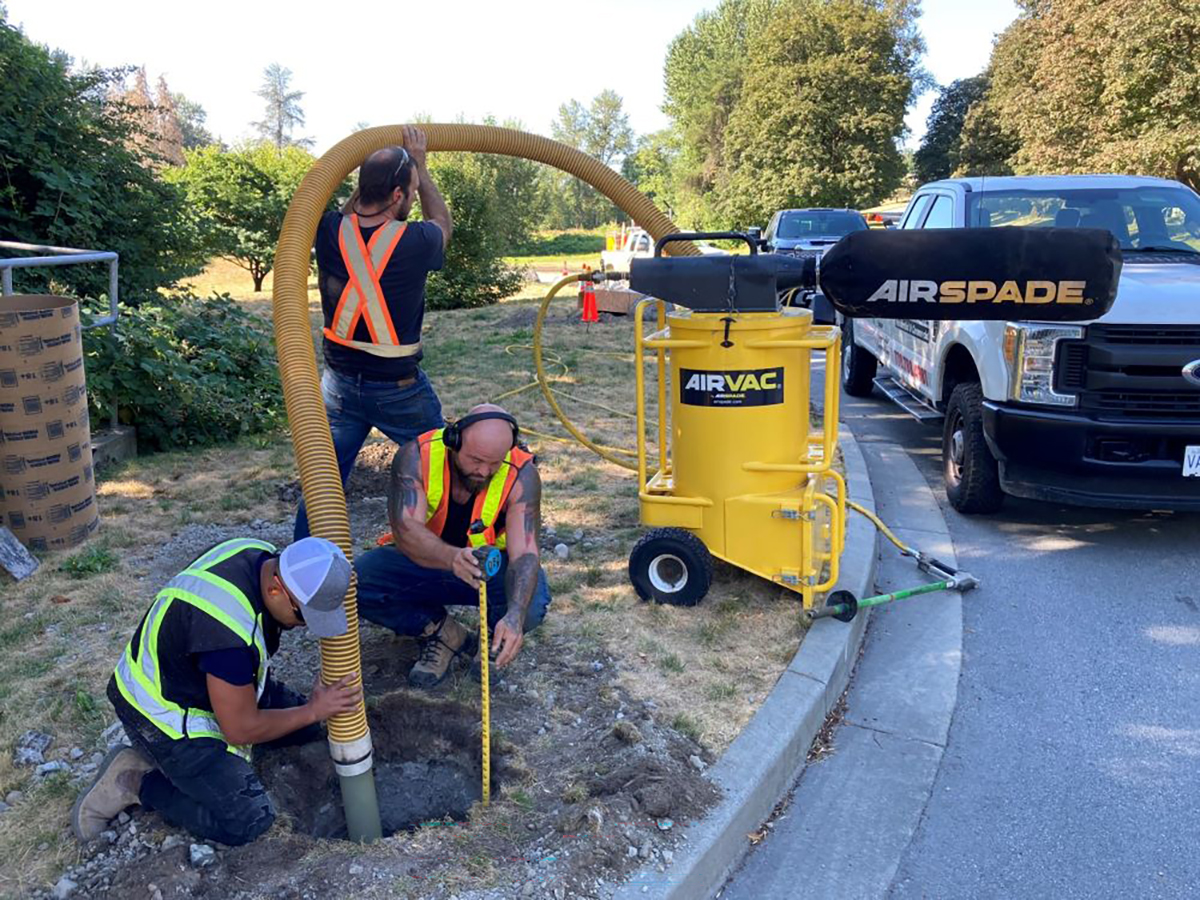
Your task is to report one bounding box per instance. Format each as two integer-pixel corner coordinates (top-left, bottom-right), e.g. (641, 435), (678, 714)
(72, 537), (361, 846)
(355, 404), (553, 688)
(294, 124), (454, 539)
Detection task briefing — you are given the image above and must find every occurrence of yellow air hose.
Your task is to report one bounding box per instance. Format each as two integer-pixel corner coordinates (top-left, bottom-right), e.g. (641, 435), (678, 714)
(272, 124), (692, 841)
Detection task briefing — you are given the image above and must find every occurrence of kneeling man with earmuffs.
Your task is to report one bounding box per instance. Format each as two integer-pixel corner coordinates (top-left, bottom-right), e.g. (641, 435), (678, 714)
(356, 404), (552, 688)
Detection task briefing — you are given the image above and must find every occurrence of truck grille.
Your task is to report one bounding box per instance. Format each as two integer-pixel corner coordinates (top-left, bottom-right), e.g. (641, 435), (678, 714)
(1057, 325), (1200, 420)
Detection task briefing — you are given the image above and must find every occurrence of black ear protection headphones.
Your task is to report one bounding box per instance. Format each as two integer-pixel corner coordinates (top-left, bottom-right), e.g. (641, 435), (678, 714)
(443, 411), (520, 452)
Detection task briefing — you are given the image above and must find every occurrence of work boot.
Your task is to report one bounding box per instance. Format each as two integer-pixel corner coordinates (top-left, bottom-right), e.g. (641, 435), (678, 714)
(408, 615), (477, 689)
(71, 745), (154, 841)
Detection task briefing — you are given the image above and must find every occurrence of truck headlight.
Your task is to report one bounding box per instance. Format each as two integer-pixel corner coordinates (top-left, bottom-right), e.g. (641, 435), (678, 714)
(1003, 323), (1083, 407)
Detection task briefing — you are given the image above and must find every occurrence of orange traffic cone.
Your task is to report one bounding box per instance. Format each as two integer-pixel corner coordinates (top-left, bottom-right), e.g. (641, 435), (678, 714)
(581, 278), (599, 323)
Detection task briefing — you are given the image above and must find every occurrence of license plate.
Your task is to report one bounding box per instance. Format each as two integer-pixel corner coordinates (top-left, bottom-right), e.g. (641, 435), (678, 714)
(1186, 445), (1200, 477)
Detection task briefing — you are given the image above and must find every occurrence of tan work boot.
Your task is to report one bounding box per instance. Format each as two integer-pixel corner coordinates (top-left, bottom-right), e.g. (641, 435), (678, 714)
(409, 614), (477, 689)
(71, 745), (155, 841)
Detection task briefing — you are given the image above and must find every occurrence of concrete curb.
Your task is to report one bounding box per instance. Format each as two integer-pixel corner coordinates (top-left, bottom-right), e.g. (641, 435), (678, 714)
(613, 428), (879, 900)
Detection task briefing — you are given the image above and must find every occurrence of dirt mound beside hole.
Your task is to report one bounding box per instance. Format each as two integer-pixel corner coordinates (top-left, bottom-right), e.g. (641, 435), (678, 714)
(259, 691), (504, 839)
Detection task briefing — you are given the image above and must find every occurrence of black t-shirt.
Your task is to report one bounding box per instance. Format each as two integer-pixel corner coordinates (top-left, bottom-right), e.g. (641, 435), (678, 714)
(315, 211), (445, 381)
(442, 493), (506, 548)
(110, 545), (280, 729)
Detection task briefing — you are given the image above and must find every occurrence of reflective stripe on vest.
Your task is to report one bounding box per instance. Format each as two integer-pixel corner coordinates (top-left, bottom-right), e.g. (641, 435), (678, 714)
(113, 538), (275, 760)
(418, 429), (531, 550)
(323, 215), (423, 359)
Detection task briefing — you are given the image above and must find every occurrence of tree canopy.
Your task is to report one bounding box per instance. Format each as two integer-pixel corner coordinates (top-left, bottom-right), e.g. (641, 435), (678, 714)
(0, 12), (205, 302)
(660, 0), (925, 229)
(914, 75), (989, 183)
(977, 0), (1200, 190)
(168, 144), (322, 291)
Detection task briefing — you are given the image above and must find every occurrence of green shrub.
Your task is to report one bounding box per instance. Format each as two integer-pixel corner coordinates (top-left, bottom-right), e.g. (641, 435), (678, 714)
(83, 294), (283, 451)
(423, 153), (525, 310)
(508, 230), (606, 257)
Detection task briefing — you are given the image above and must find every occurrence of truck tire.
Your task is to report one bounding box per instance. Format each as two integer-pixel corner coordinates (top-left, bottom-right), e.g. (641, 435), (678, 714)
(841, 320), (877, 397)
(943, 382), (1005, 514)
(628, 528), (713, 607)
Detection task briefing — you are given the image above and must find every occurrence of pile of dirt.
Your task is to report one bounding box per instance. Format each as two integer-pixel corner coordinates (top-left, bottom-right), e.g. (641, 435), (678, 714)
(45, 619), (719, 900)
(275, 440), (396, 506)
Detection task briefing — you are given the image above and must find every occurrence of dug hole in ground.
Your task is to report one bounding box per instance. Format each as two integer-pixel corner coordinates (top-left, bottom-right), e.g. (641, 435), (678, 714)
(2, 289), (841, 900)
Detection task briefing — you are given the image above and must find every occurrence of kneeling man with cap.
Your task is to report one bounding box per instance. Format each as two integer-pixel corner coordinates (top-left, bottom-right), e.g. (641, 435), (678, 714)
(72, 536), (361, 845)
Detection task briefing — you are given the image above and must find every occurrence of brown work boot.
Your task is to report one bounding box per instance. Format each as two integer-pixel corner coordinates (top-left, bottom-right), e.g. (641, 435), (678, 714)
(408, 614), (477, 689)
(71, 745), (154, 841)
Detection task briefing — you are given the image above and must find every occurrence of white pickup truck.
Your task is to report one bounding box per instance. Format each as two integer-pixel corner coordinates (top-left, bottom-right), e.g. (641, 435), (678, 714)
(842, 174), (1200, 513)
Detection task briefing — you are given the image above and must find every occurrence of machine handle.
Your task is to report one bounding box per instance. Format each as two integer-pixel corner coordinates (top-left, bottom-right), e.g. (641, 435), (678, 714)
(654, 232), (759, 257)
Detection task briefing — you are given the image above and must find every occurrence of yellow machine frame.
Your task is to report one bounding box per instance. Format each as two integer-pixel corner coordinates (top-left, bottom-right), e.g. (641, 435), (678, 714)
(633, 297), (846, 609)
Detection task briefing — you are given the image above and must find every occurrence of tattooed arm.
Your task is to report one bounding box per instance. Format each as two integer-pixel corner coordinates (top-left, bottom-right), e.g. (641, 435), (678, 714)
(492, 463), (542, 668)
(387, 439), (481, 585)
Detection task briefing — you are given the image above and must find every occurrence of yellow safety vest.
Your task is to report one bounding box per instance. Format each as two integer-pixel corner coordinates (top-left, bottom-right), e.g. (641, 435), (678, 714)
(113, 538), (274, 761)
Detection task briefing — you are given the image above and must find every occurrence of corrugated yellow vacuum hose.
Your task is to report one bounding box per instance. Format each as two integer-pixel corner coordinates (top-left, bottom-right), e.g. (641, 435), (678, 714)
(272, 124), (690, 842)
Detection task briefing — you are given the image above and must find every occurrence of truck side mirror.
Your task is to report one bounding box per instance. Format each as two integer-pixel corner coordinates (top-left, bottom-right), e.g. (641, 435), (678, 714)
(746, 226), (765, 249)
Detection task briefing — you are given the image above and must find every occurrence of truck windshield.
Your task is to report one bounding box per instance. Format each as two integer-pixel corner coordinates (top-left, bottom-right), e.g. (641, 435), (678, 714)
(776, 211), (868, 239)
(967, 186), (1200, 253)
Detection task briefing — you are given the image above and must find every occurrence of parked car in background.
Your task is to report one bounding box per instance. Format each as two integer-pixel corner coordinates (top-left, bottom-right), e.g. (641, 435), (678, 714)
(762, 208), (869, 323)
(843, 174), (1200, 513)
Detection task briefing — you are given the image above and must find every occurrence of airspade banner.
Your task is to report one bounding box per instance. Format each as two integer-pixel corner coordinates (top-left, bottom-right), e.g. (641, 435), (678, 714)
(817, 227), (1122, 321)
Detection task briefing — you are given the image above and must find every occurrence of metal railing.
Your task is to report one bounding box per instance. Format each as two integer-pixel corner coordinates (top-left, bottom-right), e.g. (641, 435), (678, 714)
(0, 241), (120, 430)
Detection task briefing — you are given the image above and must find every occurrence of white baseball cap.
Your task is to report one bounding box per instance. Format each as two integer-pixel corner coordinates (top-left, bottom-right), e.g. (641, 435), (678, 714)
(278, 538), (351, 638)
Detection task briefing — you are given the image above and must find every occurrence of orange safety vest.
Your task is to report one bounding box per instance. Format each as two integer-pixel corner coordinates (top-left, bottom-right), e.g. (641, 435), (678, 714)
(422, 428), (533, 550)
(323, 214), (422, 358)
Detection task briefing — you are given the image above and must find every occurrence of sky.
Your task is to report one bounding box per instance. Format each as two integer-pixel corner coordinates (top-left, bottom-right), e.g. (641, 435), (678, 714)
(5, 0), (1019, 154)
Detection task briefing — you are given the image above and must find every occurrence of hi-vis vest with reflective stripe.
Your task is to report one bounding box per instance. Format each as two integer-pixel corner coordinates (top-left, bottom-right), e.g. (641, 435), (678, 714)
(323, 214), (423, 359)
(420, 429), (533, 551)
(113, 538), (274, 761)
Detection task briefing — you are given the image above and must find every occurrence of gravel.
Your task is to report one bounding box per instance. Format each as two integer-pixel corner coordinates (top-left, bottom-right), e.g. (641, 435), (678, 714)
(13, 730), (53, 767)
(189, 843), (216, 868)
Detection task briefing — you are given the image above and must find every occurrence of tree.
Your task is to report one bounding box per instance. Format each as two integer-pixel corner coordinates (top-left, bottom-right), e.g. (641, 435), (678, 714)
(169, 144), (322, 291)
(421, 128), (535, 308)
(545, 90), (636, 228)
(0, 13), (205, 302)
(953, 95), (1017, 176)
(171, 91), (218, 150)
(622, 129), (682, 217)
(914, 75), (989, 183)
(153, 76), (186, 165)
(982, 0), (1200, 191)
(718, 0), (927, 226)
(663, 0), (777, 227)
(253, 63), (312, 149)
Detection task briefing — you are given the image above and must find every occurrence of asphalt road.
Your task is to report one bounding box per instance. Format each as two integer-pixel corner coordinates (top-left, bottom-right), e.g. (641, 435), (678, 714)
(830, 362), (1200, 899)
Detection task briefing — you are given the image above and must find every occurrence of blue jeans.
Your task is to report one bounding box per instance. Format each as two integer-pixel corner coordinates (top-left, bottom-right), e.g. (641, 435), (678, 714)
(355, 545), (553, 637)
(293, 367), (445, 540)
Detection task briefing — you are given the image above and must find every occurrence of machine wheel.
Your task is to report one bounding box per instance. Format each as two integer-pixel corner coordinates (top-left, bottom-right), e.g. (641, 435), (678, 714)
(841, 320), (877, 397)
(943, 382), (1005, 514)
(628, 528), (714, 607)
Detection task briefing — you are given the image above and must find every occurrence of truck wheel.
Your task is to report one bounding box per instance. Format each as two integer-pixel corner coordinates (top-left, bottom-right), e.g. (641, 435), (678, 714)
(628, 528), (713, 607)
(841, 320), (877, 397)
(943, 382), (1005, 514)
